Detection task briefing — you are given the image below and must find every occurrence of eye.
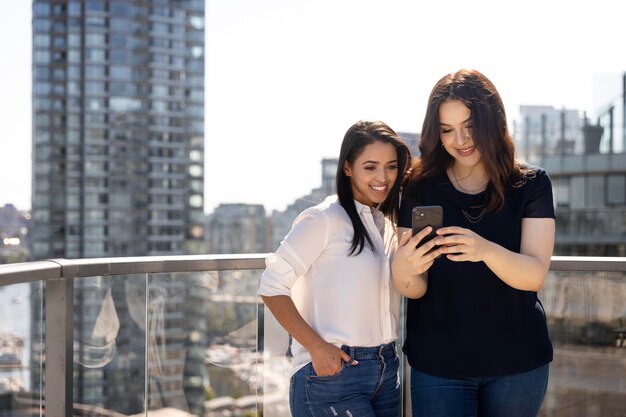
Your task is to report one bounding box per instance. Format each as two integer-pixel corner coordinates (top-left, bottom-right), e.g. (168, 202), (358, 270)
(364, 165), (377, 172)
(440, 128), (453, 135)
(387, 164), (398, 170)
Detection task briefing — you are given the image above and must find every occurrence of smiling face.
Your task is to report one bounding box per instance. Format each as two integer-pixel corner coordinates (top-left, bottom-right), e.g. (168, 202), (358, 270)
(343, 140), (398, 207)
(439, 99), (483, 173)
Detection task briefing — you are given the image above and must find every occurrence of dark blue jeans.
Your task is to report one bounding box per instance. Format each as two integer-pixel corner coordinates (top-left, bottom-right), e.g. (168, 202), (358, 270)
(410, 363), (549, 417)
(290, 342), (400, 417)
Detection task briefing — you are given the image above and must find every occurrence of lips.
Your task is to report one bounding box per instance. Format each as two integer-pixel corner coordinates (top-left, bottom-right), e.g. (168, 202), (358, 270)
(457, 146), (476, 157)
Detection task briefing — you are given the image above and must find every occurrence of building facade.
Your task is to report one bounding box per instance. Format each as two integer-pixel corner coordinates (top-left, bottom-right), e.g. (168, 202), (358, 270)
(31, 0), (205, 260)
(518, 76), (626, 257)
(206, 204), (268, 254)
(30, 1), (207, 415)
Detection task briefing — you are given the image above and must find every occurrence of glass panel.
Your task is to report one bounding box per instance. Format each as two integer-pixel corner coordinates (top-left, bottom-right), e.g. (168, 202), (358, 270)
(539, 270), (626, 416)
(261, 291), (291, 417)
(0, 281), (44, 414)
(145, 269), (262, 417)
(73, 274), (147, 415)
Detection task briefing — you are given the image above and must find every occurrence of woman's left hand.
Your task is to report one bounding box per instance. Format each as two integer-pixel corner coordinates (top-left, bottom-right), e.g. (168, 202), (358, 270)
(434, 226), (492, 262)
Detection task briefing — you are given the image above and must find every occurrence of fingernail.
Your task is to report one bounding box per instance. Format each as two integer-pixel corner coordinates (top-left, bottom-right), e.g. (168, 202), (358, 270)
(352, 360), (359, 365)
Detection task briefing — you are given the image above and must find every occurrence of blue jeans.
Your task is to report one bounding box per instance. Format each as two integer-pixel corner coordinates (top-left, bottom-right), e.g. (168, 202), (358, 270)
(290, 342), (400, 417)
(410, 364), (549, 417)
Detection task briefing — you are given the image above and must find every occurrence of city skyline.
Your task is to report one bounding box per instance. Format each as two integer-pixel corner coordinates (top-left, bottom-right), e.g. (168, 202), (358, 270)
(1, 0), (626, 213)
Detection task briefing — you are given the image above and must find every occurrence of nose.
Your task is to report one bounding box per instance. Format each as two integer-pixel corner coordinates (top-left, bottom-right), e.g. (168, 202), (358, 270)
(375, 168), (388, 183)
(455, 128), (470, 145)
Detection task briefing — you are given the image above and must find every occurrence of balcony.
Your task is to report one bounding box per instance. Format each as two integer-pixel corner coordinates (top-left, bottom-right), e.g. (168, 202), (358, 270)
(0, 255), (624, 417)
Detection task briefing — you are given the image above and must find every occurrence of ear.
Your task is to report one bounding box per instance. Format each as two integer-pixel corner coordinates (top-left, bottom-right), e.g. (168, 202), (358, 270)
(343, 161), (352, 177)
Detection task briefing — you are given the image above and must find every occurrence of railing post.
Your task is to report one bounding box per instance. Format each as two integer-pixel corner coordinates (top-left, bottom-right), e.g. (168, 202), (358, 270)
(46, 260), (76, 417)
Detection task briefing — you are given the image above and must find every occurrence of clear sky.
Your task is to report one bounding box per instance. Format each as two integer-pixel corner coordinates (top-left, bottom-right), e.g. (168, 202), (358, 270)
(1, 0), (625, 213)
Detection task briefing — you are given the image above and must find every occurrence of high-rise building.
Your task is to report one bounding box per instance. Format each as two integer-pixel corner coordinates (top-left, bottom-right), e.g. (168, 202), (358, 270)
(30, 1), (207, 415)
(31, 0), (205, 260)
(206, 204), (268, 254)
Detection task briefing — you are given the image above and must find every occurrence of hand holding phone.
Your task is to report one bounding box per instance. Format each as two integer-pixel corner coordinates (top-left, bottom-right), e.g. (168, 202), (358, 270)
(412, 205), (443, 249)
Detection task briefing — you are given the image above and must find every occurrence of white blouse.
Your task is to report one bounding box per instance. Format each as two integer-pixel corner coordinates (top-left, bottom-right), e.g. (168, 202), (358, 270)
(258, 196), (401, 374)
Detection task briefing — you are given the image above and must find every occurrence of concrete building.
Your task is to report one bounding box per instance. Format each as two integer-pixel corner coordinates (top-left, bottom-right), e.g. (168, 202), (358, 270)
(206, 204), (268, 254)
(30, 1), (207, 415)
(518, 74), (626, 256)
(31, 0), (205, 260)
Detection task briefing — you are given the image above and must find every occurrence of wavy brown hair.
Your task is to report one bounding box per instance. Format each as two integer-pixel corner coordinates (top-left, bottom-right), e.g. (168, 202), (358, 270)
(410, 68), (530, 213)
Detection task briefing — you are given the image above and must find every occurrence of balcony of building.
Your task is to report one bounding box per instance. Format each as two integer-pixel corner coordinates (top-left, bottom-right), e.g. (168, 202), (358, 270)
(0, 255), (624, 417)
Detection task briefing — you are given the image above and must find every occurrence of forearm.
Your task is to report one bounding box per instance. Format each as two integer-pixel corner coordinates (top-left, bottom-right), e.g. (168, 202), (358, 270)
(260, 295), (327, 352)
(482, 242), (549, 292)
(391, 268), (428, 298)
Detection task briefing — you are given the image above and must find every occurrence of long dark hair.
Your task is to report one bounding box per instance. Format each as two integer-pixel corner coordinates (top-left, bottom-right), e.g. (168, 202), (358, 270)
(411, 69), (527, 213)
(336, 120), (411, 255)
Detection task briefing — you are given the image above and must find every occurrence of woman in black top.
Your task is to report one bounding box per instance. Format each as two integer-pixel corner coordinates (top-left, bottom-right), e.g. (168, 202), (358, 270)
(392, 69), (555, 417)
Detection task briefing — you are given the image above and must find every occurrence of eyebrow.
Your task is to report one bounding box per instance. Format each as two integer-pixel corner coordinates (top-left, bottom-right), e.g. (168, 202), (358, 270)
(439, 117), (471, 126)
(361, 159), (398, 165)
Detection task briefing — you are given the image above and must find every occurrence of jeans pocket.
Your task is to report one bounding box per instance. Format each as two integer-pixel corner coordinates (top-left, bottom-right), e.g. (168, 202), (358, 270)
(304, 362), (348, 403)
(305, 361), (345, 380)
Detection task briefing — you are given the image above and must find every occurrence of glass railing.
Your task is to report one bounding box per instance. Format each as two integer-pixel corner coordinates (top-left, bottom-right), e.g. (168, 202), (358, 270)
(0, 255), (624, 417)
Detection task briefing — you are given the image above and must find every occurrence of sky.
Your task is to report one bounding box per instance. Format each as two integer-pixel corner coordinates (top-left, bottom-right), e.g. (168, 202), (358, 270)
(1, 0), (625, 213)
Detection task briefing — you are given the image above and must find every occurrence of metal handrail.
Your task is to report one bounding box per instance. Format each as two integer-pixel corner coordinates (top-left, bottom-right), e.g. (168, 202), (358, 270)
(0, 254), (624, 417)
(1, 255), (624, 286)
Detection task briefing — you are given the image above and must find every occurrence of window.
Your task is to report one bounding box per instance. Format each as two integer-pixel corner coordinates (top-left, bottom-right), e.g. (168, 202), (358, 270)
(586, 175), (605, 208)
(68, 34), (81, 47)
(53, 36), (66, 49)
(34, 34), (50, 47)
(87, 1), (106, 12)
(86, 33), (106, 46)
(34, 51), (51, 65)
(33, 19), (51, 31)
(569, 176), (585, 209)
(34, 3), (51, 16)
(110, 65), (132, 79)
(553, 177), (569, 208)
(86, 48), (105, 62)
(607, 174), (626, 205)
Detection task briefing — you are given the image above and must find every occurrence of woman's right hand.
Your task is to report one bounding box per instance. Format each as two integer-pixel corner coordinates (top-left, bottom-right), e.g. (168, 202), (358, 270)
(393, 227), (441, 275)
(309, 341), (354, 376)
(391, 227), (442, 298)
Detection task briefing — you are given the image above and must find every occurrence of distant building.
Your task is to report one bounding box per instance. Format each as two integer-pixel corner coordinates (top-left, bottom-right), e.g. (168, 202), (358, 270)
(206, 204), (268, 254)
(0, 204), (31, 264)
(269, 158), (338, 251)
(518, 105), (584, 161)
(518, 76), (626, 256)
(533, 152), (626, 256)
(398, 131), (420, 158)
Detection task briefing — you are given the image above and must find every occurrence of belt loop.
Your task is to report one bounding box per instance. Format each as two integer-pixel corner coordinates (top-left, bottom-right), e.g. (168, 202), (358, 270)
(350, 345), (356, 359)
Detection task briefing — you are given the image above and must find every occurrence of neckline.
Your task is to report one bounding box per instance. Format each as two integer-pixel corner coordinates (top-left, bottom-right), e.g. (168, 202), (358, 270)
(443, 171), (487, 197)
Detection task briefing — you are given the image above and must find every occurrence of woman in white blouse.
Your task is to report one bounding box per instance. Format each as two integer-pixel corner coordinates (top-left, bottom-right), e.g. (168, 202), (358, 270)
(258, 120), (412, 417)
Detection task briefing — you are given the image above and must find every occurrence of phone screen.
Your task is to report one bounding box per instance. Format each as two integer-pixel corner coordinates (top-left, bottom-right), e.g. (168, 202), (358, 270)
(411, 205), (443, 248)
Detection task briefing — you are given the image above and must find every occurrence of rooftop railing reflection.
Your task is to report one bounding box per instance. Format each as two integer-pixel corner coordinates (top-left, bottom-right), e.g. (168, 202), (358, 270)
(0, 255), (624, 417)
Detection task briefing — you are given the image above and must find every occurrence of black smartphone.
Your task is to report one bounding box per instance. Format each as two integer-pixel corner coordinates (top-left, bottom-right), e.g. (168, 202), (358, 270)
(411, 205), (443, 248)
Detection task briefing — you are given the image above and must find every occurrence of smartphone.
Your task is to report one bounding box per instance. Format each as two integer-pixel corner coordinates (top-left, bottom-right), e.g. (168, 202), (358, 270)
(411, 205), (443, 248)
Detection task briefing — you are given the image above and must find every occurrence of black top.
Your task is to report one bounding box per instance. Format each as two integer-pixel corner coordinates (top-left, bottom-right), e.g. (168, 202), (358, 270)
(398, 166), (555, 378)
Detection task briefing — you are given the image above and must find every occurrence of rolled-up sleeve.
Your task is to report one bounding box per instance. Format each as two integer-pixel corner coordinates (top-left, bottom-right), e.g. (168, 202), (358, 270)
(258, 208), (329, 297)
